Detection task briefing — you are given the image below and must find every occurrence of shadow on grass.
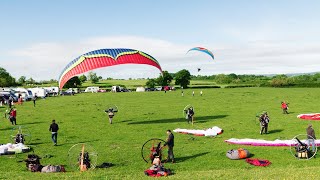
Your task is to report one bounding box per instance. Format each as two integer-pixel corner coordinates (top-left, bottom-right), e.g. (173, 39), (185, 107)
(174, 152), (210, 163)
(28, 142), (44, 146)
(247, 153), (254, 158)
(268, 129), (284, 134)
(21, 121), (45, 125)
(119, 120), (132, 123)
(1, 126), (16, 131)
(127, 115), (228, 125)
(60, 139), (100, 146)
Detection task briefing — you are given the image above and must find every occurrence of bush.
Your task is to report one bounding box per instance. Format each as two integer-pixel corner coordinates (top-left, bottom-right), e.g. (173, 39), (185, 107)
(191, 85), (221, 89)
(224, 85), (256, 88)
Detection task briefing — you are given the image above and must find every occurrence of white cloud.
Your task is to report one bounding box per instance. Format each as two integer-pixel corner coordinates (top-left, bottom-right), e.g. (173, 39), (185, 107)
(2, 35), (320, 81)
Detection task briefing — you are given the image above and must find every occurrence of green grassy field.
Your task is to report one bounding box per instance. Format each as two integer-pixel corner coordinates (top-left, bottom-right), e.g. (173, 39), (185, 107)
(1, 88), (320, 179)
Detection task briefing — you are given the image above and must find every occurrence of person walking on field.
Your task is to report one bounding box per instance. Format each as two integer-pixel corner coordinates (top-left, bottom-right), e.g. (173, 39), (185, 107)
(163, 130), (175, 163)
(307, 124), (316, 152)
(49, 120), (59, 146)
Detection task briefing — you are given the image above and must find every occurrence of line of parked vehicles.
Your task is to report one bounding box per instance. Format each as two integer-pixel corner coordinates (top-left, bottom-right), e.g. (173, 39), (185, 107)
(0, 87), (59, 103)
(0, 85), (175, 104)
(0, 86), (125, 103)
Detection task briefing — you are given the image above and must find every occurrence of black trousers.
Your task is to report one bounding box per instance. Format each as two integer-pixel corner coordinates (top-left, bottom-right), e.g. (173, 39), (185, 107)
(51, 133), (58, 144)
(167, 146), (174, 161)
(10, 117), (16, 125)
(260, 124), (268, 134)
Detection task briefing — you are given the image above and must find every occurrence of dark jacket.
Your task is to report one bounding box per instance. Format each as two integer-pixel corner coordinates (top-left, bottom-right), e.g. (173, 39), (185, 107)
(259, 115), (267, 126)
(49, 123), (59, 133)
(307, 126), (316, 139)
(165, 133), (174, 147)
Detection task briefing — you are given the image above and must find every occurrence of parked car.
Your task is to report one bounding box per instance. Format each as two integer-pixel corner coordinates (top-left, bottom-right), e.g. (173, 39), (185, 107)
(97, 89), (107, 92)
(145, 88), (156, 91)
(60, 90), (74, 96)
(66, 88), (79, 94)
(85, 87), (99, 93)
(1, 93), (18, 102)
(0, 94), (5, 104)
(121, 88), (131, 92)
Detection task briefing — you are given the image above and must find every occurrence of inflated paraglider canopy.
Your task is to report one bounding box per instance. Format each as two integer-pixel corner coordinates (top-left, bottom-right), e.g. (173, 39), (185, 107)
(187, 47), (214, 60)
(58, 48), (163, 89)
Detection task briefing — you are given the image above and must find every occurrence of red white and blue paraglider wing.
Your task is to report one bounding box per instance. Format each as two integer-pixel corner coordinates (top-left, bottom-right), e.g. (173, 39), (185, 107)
(58, 48), (163, 89)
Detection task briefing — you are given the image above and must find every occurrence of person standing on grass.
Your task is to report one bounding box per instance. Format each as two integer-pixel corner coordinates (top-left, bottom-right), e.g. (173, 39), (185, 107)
(9, 108), (17, 125)
(200, 90), (203, 96)
(8, 96), (13, 109)
(281, 101), (289, 114)
(186, 107), (194, 124)
(49, 120), (59, 146)
(307, 124), (316, 152)
(259, 112), (269, 134)
(33, 93), (37, 107)
(192, 91), (195, 96)
(163, 130), (175, 163)
(105, 108), (115, 124)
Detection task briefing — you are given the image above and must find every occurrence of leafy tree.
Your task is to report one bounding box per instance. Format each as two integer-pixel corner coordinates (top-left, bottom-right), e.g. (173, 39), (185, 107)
(175, 69), (191, 88)
(215, 74), (232, 84)
(26, 77), (36, 85)
(156, 71), (173, 86)
(79, 74), (87, 83)
(228, 73), (238, 80)
(64, 76), (81, 88)
(39, 79), (58, 85)
(18, 76), (26, 85)
(146, 79), (156, 88)
(0, 67), (16, 87)
(270, 74), (293, 87)
(88, 72), (99, 84)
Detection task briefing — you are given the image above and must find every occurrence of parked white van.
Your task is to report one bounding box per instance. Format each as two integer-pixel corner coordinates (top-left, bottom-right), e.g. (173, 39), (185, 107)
(28, 87), (47, 98)
(43, 87), (59, 96)
(136, 87), (145, 92)
(14, 88), (33, 101)
(84, 87), (99, 93)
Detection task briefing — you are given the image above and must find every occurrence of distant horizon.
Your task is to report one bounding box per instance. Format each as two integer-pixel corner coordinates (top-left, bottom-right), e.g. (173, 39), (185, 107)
(22, 70), (319, 82)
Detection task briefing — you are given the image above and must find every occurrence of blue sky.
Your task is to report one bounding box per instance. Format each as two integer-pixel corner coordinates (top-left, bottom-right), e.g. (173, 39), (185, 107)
(1, 0), (320, 80)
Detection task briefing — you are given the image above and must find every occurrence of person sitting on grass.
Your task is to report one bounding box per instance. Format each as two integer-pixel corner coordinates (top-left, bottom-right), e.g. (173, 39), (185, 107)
(25, 154), (65, 173)
(145, 155), (172, 177)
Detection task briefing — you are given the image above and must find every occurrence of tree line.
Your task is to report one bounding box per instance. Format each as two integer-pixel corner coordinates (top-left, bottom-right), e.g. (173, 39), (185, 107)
(1, 66), (320, 88)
